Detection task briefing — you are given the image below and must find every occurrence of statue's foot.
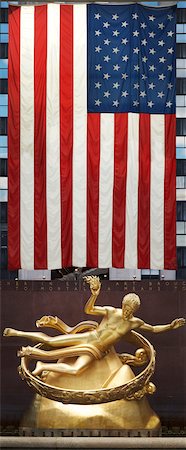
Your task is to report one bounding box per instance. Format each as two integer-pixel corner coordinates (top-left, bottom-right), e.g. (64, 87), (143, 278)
(40, 371), (49, 381)
(3, 327), (17, 337)
(17, 346), (33, 357)
(32, 361), (44, 377)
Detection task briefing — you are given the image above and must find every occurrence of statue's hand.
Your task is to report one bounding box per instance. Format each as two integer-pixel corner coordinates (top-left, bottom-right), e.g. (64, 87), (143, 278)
(170, 318), (185, 329)
(84, 276), (101, 296)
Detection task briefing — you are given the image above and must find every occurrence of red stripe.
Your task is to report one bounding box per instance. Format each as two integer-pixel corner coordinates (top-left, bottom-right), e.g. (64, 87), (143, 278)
(112, 113), (128, 268)
(164, 114), (177, 269)
(8, 6), (21, 270)
(34, 6), (47, 269)
(60, 5), (73, 267)
(138, 114), (151, 269)
(87, 113), (100, 267)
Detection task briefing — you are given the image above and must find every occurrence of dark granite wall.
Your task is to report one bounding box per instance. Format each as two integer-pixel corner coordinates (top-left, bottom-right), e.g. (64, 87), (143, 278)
(0, 280), (186, 428)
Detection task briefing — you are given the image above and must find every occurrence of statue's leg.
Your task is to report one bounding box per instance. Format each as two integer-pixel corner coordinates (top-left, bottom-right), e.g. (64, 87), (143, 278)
(17, 341), (97, 360)
(17, 345), (71, 359)
(3, 328), (89, 348)
(32, 354), (94, 376)
(3, 328), (53, 344)
(44, 333), (89, 347)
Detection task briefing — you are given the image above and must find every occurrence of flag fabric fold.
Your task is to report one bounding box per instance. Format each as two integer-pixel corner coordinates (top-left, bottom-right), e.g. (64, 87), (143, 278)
(8, 3), (177, 270)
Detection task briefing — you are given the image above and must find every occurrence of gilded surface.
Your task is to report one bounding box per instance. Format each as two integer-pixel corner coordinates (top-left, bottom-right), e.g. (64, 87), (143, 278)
(18, 330), (155, 404)
(3, 276), (185, 406)
(21, 357), (160, 431)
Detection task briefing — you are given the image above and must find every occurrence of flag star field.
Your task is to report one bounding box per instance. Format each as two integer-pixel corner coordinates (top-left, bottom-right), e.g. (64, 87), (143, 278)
(88, 4), (176, 113)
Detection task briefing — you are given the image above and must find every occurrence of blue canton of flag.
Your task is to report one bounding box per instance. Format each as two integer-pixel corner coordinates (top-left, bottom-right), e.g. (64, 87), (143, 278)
(87, 4), (176, 114)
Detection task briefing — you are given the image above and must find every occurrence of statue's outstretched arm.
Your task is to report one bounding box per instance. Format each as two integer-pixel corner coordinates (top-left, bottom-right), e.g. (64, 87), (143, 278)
(139, 318), (185, 333)
(84, 276), (106, 316)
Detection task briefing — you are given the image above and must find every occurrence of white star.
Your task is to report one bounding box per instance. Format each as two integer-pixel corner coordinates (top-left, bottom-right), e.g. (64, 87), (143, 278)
(113, 64), (120, 71)
(94, 13), (101, 20)
(95, 99), (101, 106)
(133, 47), (140, 54)
(159, 73), (166, 80)
(113, 30), (120, 37)
(113, 47), (120, 54)
(168, 65), (173, 71)
(104, 39), (110, 45)
(148, 101), (154, 108)
(158, 91), (165, 98)
(95, 30), (101, 37)
(168, 83), (173, 89)
(122, 90), (129, 97)
(140, 91), (146, 98)
(158, 40), (165, 47)
(167, 30), (174, 37)
(141, 39), (147, 46)
(133, 100), (139, 107)
(142, 56), (148, 63)
(133, 30), (139, 37)
(134, 83), (139, 89)
(132, 13), (138, 20)
(103, 22), (110, 28)
(121, 72), (128, 79)
(113, 82), (120, 89)
(104, 91), (110, 98)
(95, 82), (101, 89)
(149, 15), (155, 21)
(121, 38), (128, 45)
(104, 55), (111, 62)
(95, 46), (102, 53)
(140, 22), (147, 29)
(149, 48), (156, 55)
(103, 73), (111, 80)
(159, 57), (166, 63)
(149, 83), (155, 90)
(168, 47), (174, 54)
(122, 21), (128, 28)
(158, 23), (165, 30)
(168, 14), (173, 21)
(95, 64), (102, 71)
(149, 65), (156, 72)
(112, 14), (119, 20)
(166, 101), (172, 108)
(122, 55), (129, 62)
(113, 100), (119, 107)
(134, 65), (140, 72)
(142, 74), (147, 80)
(149, 31), (155, 38)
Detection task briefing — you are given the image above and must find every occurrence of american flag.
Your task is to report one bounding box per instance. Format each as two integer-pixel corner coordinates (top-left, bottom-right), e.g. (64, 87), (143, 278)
(8, 3), (177, 271)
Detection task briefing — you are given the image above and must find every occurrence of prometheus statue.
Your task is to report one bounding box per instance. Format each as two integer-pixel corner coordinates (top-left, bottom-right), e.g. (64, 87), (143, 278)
(3, 276), (185, 379)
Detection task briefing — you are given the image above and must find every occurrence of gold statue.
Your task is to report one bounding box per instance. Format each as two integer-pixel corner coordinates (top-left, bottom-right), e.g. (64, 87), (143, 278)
(3, 276), (185, 432)
(3, 276), (185, 378)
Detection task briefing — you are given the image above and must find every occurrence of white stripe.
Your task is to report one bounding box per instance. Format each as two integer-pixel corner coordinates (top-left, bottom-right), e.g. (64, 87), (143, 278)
(20, 7), (34, 269)
(125, 113), (139, 268)
(98, 114), (114, 268)
(150, 115), (165, 269)
(73, 5), (87, 266)
(46, 4), (61, 269)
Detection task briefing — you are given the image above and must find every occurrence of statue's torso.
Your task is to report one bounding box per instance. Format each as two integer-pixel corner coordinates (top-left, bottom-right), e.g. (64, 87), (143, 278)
(89, 308), (140, 353)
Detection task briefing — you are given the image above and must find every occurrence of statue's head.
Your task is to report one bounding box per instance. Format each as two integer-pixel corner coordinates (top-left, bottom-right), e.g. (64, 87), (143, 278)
(122, 293), (140, 319)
